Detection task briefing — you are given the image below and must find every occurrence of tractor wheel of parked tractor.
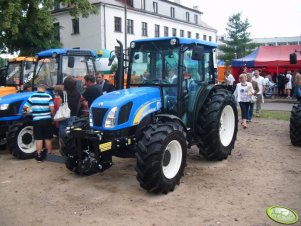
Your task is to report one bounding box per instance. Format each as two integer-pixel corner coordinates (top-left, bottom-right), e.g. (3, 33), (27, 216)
(197, 89), (238, 161)
(290, 103), (301, 146)
(136, 121), (187, 194)
(0, 135), (7, 151)
(8, 122), (36, 159)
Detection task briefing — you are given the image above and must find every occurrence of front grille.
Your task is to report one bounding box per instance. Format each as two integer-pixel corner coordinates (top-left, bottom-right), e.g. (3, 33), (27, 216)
(118, 102), (132, 125)
(0, 101), (22, 117)
(92, 107), (108, 127)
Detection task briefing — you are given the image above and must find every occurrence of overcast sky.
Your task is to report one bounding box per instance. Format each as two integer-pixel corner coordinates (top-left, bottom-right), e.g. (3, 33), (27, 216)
(181, 0), (301, 38)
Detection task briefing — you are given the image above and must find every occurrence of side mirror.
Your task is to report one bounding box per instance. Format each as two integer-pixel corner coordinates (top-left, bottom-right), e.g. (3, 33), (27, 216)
(68, 56), (75, 68)
(108, 55), (115, 66)
(192, 45), (204, 60)
(290, 53), (297, 64)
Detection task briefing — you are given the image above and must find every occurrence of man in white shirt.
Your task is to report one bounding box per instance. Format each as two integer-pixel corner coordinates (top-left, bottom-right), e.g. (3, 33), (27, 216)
(252, 70), (266, 117)
(224, 71), (235, 85)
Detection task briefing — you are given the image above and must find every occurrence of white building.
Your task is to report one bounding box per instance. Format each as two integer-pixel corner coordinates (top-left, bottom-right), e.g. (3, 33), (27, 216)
(52, 0), (217, 52)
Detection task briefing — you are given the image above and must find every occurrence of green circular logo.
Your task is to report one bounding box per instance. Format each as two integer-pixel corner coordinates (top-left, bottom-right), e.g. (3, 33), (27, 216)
(267, 206), (299, 224)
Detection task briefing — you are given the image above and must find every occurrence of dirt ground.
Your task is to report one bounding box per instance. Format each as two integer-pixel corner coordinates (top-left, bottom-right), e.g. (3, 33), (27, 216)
(0, 117), (300, 226)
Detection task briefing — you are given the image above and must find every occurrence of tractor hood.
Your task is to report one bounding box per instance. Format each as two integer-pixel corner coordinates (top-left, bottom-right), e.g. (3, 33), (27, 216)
(0, 92), (34, 121)
(0, 91), (34, 104)
(90, 87), (162, 131)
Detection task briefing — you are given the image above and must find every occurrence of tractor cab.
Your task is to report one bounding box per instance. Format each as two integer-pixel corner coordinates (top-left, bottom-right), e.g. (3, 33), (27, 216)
(0, 57), (35, 96)
(127, 37), (217, 128)
(34, 48), (100, 93)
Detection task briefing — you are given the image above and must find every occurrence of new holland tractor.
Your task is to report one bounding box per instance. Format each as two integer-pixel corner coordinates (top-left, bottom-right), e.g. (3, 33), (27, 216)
(0, 48), (100, 156)
(62, 37), (238, 194)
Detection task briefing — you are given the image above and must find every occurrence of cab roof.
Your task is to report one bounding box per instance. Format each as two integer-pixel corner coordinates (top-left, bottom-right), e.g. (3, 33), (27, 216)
(132, 37), (218, 48)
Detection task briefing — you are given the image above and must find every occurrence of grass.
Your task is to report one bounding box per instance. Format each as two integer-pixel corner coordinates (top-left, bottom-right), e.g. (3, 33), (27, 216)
(259, 110), (291, 121)
(238, 109), (291, 121)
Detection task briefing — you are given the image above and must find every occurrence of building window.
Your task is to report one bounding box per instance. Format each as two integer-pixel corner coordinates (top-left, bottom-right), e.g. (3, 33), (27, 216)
(142, 22), (148, 36)
(186, 12), (190, 22)
(194, 14), (198, 24)
(141, 0), (145, 10)
(196, 33), (199, 39)
(54, 22), (60, 41)
(114, 17), (122, 32)
(155, 24), (160, 37)
(72, 18), (79, 34)
(172, 28), (176, 37)
(187, 31), (191, 38)
(153, 2), (158, 13)
(203, 34), (207, 41)
(180, 29), (184, 37)
(127, 19), (134, 34)
(170, 7), (175, 18)
(209, 36), (212, 42)
(288, 42), (298, 45)
(53, 0), (60, 10)
(164, 26), (169, 37)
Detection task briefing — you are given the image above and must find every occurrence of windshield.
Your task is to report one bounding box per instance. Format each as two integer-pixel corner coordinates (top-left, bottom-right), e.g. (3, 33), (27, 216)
(33, 55), (96, 90)
(129, 45), (212, 85)
(33, 58), (57, 88)
(61, 56), (95, 81)
(6, 62), (35, 87)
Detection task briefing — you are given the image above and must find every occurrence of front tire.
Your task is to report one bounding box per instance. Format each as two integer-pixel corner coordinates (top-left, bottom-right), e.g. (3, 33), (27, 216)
(290, 103), (301, 146)
(197, 89), (238, 160)
(136, 121), (187, 194)
(8, 122), (36, 159)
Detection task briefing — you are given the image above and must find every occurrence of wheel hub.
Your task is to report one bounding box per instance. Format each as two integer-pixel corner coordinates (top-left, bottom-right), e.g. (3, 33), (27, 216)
(163, 150), (171, 166)
(22, 133), (33, 145)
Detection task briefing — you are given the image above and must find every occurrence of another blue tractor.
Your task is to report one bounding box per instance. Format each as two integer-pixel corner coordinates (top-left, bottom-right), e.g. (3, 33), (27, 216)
(62, 37), (239, 194)
(0, 49), (99, 158)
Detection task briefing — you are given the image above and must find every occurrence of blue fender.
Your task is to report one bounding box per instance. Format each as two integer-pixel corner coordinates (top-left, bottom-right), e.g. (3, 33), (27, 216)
(90, 87), (162, 131)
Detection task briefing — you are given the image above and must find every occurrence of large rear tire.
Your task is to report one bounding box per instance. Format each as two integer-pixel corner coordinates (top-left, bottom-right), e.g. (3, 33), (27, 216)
(136, 121), (187, 194)
(197, 89), (238, 160)
(290, 102), (301, 146)
(8, 122), (36, 159)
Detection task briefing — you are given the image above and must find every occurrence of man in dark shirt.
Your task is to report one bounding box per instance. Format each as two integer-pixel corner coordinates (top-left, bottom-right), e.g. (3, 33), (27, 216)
(95, 71), (115, 93)
(81, 74), (103, 108)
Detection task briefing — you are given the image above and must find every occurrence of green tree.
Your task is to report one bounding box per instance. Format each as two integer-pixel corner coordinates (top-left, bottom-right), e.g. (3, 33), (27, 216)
(218, 13), (258, 66)
(0, 0), (98, 56)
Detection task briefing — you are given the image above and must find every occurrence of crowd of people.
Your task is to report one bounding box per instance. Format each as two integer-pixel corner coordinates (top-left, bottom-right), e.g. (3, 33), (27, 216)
(23, 71), (114, 162)
(230, 69), (301, 129)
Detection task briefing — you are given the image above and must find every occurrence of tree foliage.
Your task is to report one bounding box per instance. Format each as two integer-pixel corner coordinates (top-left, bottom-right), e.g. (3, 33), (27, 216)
(219, 13), (258, 66)
(0, 0), (97, 56)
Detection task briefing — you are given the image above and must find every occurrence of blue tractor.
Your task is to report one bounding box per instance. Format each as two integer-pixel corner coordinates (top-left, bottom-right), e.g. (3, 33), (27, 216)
(0, 48), (99, 158)
(62, 37), (239, 194)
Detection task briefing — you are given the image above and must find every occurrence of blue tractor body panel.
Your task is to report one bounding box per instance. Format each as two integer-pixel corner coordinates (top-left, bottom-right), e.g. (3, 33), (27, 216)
(0, 92), (34, 121)
(90, 87), (162, 131)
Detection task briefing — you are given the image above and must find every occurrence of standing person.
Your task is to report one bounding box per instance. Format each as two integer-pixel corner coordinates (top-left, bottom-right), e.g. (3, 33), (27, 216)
(224, 71), (235, 85)
(277, 72), (286, 97)
(252, 70), (266, 117)
(285, 71), (293, 99)
(23, 84), (55, 161)
(246, 73), (259, 122)
(234, 73), (254, 128)
(95, 71), (115, 93)
(81, 74), (103, 108)
(57, 76), (81, 146)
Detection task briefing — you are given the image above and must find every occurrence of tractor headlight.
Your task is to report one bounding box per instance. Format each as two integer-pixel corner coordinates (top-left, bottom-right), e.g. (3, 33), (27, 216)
(104, 106), (118, 128)
(0, 104), (9, 110)
(89, 112), (93, 127)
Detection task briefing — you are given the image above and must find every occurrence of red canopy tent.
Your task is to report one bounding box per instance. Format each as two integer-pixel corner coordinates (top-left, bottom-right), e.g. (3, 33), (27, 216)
(231, 45), (301, 81)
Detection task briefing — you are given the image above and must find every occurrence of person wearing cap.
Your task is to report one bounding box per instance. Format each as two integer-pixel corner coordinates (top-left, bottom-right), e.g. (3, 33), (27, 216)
(23, 84), (55, 161)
